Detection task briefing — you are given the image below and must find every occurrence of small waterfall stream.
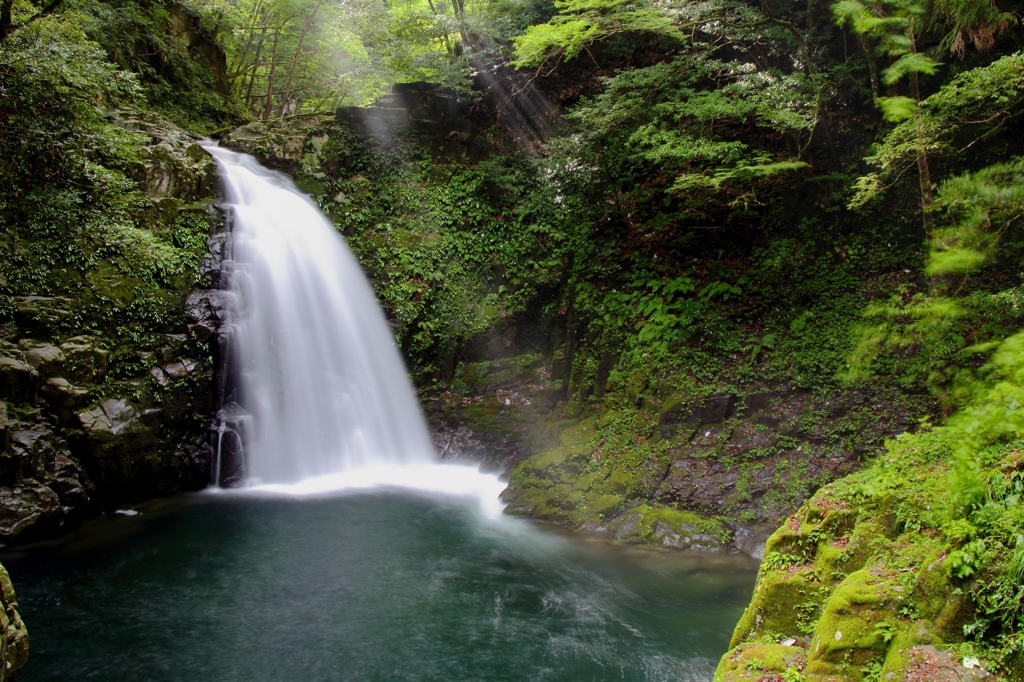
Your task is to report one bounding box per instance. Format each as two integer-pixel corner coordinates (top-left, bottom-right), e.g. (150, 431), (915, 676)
(206, 146), (436, 486)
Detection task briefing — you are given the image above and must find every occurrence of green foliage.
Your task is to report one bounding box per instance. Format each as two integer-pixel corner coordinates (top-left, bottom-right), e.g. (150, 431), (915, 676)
(852, 52), (1024, 207)
(0, 13), (142, 194)
(70, 0), (244, 129)
(781, 667), (805, 682)
(843, 157), (1024, 408)
(762, 551), (804, 571)
(931, 0), (1016, 56)
(928, 158), (1024, 275)
(0, 10), (218, 346)
(511, 0), (682, 67)
(876, 95), (918, 122)
(565, 50), (815, 208)
(830, 333), (1024, 668)
(945, 539), (985, 578)
(308, 131), (575, 379)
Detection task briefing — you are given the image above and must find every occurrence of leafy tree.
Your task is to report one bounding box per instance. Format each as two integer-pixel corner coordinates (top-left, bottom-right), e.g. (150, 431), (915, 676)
(833, 0), (942, 231)
(511, 0), (681, 69)
(850, 51), (1024, 208)
(0, 0), (65, 43)
(844, 157), (1024, 411)
(834, 0), (1017, 232)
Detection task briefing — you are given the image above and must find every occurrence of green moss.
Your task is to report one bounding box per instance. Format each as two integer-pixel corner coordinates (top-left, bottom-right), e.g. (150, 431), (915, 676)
(715, 642), (806, 681)
(806, 570), (891, 667)
(581, 493), (626, 518)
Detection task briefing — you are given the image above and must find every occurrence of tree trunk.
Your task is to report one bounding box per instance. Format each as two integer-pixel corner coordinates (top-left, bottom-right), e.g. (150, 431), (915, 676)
(1, 0), (63, 43)
(262, 28), (282, 120)
(909, 59), (934, 236)
(860, 36), (882, 101)
(916, 147), (934, 236)
(244, 19), (272, 115)
(227, 2), (265, 91)
(277, 0), (323, 118)
(0, 0), (13, 43)
(563, 298), (577, 400)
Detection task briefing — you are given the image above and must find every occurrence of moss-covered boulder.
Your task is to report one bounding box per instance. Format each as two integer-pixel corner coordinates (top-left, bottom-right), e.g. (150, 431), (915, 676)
(0, 562), (27, 680)
(715, 427), (1019, 681)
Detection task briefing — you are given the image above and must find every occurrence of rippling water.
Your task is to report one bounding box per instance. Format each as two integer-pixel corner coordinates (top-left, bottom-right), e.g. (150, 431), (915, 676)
(2, 488), (755, 682)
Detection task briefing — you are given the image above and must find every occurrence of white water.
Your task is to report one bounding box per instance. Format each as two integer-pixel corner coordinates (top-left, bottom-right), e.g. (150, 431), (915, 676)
(207, 147), (438, 485)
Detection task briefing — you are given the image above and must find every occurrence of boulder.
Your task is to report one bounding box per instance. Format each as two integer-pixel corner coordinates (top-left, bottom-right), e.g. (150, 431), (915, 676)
(18, 341), (65, 378)
(0, 481), (61, 538)
(60, 337), (110, 383)
(730, 523), (776, 560)
(48, 452), (90, 509)
(77, 405), (113, 434)
(100, 399), (141, 436)
(149, 366), (168, 388)
(0, 403), (7, 452)
(184, 290), (233, 341)
(0, 357), (37, 406)
(12, 296), (73, 335)
(163, 360), (197, 380)
(40, 378), (89, 426)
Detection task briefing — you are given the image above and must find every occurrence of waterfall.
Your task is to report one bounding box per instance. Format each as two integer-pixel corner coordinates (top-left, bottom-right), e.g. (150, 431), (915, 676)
(206, 146), (436, 486)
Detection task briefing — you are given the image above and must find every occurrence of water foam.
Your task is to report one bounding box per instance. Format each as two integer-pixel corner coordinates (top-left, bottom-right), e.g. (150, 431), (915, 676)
(225, 462), (508, 518)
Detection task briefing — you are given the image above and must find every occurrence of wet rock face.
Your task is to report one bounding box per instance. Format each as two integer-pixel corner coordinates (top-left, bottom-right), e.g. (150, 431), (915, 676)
(220, 83), (492, 172)
(0, 358), (35, 407)
(431, 424), (526, 475)
(185, 289), (234, 342)
(0, 415), (89, 540)
(334, 83), (484, 158)
(493, 377), (928, 559)
(0, 326), (215, 539)
(219, 115), (332, 171)
(606, 505), (730, 552)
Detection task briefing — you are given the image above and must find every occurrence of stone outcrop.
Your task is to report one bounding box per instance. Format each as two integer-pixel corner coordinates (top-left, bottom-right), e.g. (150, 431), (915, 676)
(713, 462), (1005, 681)
(499, 381), (925, 559)
(218, 115), (333, 172)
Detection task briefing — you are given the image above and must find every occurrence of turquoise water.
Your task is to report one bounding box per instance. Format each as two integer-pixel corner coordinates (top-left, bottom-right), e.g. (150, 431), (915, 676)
(2, 489), (755, 681)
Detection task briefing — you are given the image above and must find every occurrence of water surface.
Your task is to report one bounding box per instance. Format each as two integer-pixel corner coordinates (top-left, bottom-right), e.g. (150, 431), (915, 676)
(2, 489), (755, 682)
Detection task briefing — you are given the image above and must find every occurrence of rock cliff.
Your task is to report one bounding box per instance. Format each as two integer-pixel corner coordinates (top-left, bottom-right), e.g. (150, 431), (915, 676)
(0, 113), (224, 542)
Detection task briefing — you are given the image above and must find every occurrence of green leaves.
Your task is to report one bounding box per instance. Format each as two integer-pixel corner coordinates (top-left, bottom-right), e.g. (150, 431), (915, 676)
(945, 539), (986, 578)
(565, 51), (815, 209)
(512, 19), (602, 66)
(700, 279), (744, 301)
(926, 157), (1024, 275)
(745, 333), (777, 361)
(511, 0), (683, 67)
(851, 52), (1024, 207)
(876, 95), (918, 122)
(881, 51), (941, 85)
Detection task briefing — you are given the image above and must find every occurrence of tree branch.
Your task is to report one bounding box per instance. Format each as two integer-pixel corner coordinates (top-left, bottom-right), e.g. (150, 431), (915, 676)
(1, 0), (65, 42)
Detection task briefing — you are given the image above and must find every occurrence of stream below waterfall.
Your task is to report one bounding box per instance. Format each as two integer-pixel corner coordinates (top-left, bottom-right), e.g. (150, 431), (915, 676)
(2, 484), (755, 682)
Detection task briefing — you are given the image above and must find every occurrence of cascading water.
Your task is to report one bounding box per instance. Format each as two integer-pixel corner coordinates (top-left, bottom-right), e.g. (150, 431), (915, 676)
(206, 146), (436, 486)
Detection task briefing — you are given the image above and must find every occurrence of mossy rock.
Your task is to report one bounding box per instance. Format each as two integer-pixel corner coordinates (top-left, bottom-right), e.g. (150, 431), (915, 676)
(595, 503), (729, 550)
(844, 520), (889, 572)
(729, 565), (823, 648)
(715, 642), (807, 681)
(804, 569), (895, 678)
(579, 492), (625, 519)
